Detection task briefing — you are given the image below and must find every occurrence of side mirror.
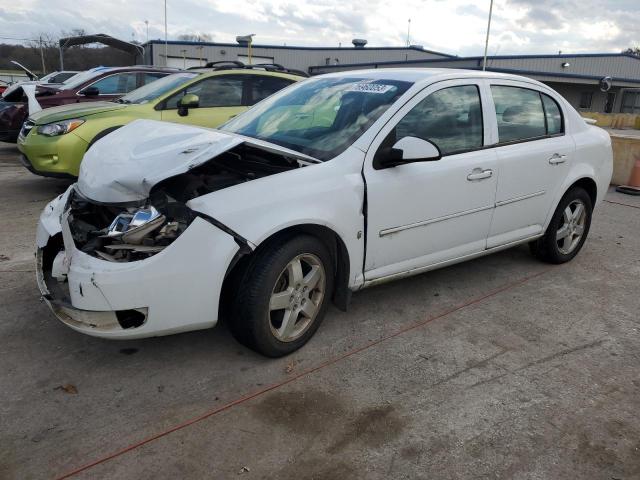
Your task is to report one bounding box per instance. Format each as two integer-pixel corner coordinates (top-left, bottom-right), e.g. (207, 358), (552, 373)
(80, 86), (99, 97)
(178, 94), (199, 117)
(374, 136), (441, 169)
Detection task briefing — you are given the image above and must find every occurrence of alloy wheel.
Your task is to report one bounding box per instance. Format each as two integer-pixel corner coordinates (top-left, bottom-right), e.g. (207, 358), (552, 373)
(556, 199), (587, 255)
(268, 253), (326, 342)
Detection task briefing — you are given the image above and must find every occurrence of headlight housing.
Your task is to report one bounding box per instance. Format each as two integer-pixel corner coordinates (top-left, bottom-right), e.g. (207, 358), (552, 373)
(66, 190), (191, 262)
(37, 119), (85, 137)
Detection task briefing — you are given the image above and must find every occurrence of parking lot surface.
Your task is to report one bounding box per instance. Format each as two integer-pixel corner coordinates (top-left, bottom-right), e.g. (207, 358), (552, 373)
(1, 141), (639, 479)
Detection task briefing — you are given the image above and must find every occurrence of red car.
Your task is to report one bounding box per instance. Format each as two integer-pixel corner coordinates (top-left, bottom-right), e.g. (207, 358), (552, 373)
(0, 66), (176, 142)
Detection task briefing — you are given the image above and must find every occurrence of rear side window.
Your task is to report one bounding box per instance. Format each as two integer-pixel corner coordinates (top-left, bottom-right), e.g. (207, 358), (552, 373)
(542, 94), (563, 135)
(395, 85), (483, 156)
(491, 86), (547, 143)
(250, 76), (293, 104)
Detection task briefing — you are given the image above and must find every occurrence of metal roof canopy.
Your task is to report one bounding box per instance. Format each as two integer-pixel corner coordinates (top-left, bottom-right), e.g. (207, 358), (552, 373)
(58, 34), (144, 69)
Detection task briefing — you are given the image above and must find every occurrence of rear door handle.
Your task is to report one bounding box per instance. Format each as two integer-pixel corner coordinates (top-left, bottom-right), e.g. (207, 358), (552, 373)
(549, 153), (567, 165)
(467, 169), (493, 181)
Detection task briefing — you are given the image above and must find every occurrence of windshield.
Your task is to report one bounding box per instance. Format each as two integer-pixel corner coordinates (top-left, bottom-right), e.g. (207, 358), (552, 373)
(118, 72), (198, 104)
(59, 68), (110, 90)
(220, 77), (412, 161)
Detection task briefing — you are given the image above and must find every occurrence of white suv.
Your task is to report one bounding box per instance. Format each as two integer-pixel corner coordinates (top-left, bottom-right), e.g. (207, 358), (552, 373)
(36, 69), (613, 356)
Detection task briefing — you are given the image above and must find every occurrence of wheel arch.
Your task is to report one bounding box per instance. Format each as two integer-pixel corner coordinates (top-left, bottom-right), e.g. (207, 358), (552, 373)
(87, 125), (124, 150)
(569, 177), (597, 206)
(220, 223), (352, 316)
(544, 170), (599, 231)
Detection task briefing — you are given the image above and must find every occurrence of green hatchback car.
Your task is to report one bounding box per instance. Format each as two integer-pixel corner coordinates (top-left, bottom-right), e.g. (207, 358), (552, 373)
(18, 67), (304, 177)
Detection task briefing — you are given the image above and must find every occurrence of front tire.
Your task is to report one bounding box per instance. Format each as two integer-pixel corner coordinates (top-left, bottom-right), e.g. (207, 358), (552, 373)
(529, 187), (592, 264)
(230, 235), (334, 357)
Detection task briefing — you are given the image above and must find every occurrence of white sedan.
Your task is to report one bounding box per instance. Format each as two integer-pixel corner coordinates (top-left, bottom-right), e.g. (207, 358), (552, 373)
(36, 69), (613, 356)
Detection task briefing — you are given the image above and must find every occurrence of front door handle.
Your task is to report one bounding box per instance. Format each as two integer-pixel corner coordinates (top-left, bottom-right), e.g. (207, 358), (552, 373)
(549, 153), (567, 165)
(467, 169), (493, 181)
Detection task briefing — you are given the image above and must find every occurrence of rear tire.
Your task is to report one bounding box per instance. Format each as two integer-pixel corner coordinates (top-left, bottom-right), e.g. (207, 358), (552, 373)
(229, 235), (334, 357)
(529, 187), (592, 264)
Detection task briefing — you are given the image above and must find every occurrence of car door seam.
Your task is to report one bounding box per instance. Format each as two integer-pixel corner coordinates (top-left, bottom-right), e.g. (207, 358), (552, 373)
(379, 204), (495, 237)
(494, 190), (546, 207)
(378, 190), (546, 237)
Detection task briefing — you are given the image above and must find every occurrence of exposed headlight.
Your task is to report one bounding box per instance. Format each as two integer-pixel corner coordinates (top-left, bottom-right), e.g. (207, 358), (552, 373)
(37, 119), (85, 137)
(107, 206), (166, 244)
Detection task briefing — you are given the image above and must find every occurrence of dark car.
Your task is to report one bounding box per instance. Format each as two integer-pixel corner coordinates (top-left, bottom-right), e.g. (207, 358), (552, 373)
(0, 66), (176, 142)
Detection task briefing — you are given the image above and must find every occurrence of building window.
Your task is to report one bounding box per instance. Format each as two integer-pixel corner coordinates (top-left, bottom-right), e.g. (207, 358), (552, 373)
(579, 91), (593, 109)
(621, 91), (640, 114)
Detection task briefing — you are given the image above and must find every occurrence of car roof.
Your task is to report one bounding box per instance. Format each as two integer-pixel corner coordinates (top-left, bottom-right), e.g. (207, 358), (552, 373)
(316, 67), (546, 88)
(189, 68), (306, 81)
(86, 65), (179, 74)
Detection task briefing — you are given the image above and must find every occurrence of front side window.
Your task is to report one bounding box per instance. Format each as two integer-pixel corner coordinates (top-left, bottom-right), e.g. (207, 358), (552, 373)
(119, 72), (198, 105)
(491, 86), (546, 143)
(165, 75), (245, 109)
(221, 77), (412, 161)
(395, 85), (483, 156)
(88, 72), (138, 95)
(250, 76), (294, 104)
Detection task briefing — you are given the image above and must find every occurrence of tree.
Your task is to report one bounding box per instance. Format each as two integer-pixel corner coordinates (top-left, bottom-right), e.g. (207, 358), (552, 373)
(623, 47), (640, 57)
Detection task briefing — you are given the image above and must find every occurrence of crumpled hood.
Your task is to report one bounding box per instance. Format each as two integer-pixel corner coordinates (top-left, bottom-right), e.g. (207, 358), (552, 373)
(77, 119), (244, 203)
(30, 101), (126, 125)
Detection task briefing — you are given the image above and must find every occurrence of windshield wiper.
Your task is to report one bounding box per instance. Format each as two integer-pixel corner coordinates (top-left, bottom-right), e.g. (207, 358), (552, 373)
(115, 98), (131, 104)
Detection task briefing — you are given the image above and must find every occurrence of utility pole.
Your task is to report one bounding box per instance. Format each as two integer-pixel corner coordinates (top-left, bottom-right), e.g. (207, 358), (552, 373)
(39, 36), (46, 75)
(164, 0), (168, 66)
(197, 45), (203, 66)
(482, 0), (494, 71)
(406, 18), (411, 47)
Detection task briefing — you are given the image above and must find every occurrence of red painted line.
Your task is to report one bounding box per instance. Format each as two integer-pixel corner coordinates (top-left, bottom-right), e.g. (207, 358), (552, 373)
(604, 199), (640, 210)
(54, 267), (552, 480)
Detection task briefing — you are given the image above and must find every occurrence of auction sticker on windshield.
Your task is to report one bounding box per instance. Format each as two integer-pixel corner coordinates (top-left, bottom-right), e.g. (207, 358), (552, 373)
(347, 83), (395, 94)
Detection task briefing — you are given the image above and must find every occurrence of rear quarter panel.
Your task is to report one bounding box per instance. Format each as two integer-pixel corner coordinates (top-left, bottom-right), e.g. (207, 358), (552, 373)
(544, 125), (613, 229)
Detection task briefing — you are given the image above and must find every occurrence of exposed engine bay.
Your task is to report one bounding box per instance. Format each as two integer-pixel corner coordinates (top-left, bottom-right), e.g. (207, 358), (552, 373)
(67, 144), (303, 262)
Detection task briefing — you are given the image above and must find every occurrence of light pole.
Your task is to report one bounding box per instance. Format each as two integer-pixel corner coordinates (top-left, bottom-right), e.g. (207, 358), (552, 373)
(482, 0), (494, 71)
(145, 20), (149, 44)
(164, 0), (168, 66)
(39, 36), (46, 74)
(406, 18), (411, 47)
(196, 45), (204, 66)
(236, 34), (255, 64)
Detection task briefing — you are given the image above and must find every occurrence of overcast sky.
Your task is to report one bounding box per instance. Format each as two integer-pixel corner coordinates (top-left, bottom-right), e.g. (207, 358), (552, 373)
(0, 0), (638, 56)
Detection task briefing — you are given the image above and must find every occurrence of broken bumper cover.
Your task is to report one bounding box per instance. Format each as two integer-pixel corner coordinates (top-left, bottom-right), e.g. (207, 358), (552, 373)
(36, 193), (240, 339)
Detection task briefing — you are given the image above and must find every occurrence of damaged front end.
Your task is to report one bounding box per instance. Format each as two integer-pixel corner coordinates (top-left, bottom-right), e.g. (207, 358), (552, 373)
(36, 126), (314, 338)
(66, 190), (195, 263)
(67, 143), (302, 262)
